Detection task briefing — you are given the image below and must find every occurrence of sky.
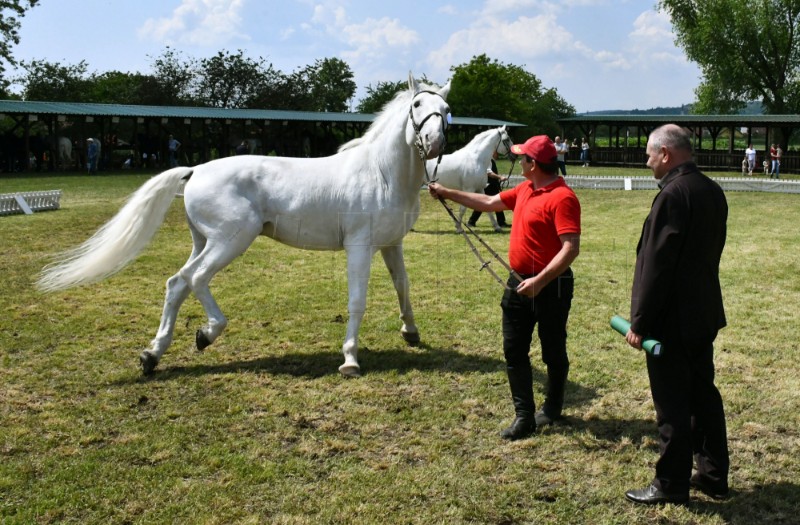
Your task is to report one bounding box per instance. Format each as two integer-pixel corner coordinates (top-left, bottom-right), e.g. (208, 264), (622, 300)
(10, 0), (701, 114)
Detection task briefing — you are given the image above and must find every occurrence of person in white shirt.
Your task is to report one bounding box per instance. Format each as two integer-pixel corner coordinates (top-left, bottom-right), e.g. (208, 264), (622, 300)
(744, 144), (756, 176)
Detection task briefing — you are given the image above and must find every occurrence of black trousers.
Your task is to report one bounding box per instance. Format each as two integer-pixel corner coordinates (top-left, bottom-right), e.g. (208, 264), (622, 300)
(500, 269), (573, 392)
(469, 180), (506, 225)
(646, 339), (729, 494)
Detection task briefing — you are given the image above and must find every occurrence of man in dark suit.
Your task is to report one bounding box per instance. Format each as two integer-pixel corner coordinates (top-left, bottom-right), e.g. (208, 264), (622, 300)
(624, 124), (730, 505)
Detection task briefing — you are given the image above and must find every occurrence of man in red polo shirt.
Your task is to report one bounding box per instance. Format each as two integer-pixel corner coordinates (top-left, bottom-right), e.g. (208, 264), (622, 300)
(428, 135), (581, 440)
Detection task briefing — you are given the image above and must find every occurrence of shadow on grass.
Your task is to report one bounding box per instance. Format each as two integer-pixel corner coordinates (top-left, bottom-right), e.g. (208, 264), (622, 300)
(408, 227), (509, 236)
(555, 414), (658, 446)
(688, 481), (800, 524)
(114, 344), (507, 384)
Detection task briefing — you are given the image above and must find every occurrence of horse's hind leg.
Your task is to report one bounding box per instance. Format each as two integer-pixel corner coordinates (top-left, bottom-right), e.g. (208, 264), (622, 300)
(140, 272), (193, 374)
(455, 205), (467, 232)
(381, 243), (420, 346)
(140, 224), (206, 375)
(182, 223), (262, 353)
(487, 209), (502, 232)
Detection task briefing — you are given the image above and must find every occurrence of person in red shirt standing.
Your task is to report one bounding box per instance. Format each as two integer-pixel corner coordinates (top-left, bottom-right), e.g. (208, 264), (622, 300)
(428, 135), (581, 440)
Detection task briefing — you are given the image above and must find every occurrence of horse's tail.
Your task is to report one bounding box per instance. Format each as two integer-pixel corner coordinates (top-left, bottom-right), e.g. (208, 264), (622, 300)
(37, 167), (193, 292)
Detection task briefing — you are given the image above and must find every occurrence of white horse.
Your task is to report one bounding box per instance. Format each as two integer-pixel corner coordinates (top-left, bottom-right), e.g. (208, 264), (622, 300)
(426, 126), (512, 232)
(57, 137), (72, 169)
(37, 74), (451, 377)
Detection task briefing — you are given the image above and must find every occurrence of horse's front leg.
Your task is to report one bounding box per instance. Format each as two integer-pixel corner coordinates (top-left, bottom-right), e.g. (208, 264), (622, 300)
(380, 243), (420, 346)
(340, 245), (375, 377)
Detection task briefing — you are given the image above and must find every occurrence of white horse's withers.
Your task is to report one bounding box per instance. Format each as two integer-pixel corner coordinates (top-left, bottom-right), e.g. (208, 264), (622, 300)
(426, 126), (512, 232)
(38, 74), (451, 377)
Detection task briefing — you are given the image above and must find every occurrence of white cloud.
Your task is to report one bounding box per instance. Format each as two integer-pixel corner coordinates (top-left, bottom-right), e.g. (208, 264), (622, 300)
(629, 10), (688, 64)
(303, 4), (420, 69)
(572, 41), (631, 69)
(342, 17), (420, 49)
(427, 14), (572, 74)
(629, 10), (673, 43)
(138, 0), (248, 47)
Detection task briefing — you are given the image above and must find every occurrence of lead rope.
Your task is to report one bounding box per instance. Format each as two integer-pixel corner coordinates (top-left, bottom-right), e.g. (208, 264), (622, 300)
(501, 157), (517, 189)
(412, 96), (522, 288)
(434, 195), (523, 289)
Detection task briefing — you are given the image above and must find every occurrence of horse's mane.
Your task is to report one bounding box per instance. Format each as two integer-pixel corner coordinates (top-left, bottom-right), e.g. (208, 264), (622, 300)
(339, 82), (439, 152)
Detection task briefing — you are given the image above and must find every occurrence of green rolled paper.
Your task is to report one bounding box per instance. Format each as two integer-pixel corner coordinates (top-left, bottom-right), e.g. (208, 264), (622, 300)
(610, 315), (663, 356)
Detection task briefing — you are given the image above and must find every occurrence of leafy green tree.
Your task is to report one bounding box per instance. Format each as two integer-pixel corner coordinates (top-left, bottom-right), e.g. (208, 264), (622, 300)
(0, 0), (38, 94)
(87, 71), (168, 105)
(356, 80), (407, 113)
(660, 0), (800, 143)
(195, 49), (277, 108)
(248, 71), (300, 110)
(147, 47), (197, 106)
(15, 59), (91, 101)
(302, 57), (357, 112)
(448, 54), (574, 139)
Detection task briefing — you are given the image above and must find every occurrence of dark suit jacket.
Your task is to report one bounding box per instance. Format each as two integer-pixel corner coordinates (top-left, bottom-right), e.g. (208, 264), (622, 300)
(631, 162), (727, 345)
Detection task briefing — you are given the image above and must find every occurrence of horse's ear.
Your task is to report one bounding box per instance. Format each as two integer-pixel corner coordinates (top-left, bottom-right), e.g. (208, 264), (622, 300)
(408, 72), (420, 94)
(438, 80), (451, 100)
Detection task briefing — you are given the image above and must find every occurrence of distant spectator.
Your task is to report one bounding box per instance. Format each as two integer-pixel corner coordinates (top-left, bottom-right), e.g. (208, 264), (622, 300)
(581, 138), (590, 167)
(745, 144), (756, 176)
(236, 140), (249, 155)
(554, 136), (569, 175)
(168, 134), (181, 167)
(771, 143), (782, 178)
(87, 138), (99, 173)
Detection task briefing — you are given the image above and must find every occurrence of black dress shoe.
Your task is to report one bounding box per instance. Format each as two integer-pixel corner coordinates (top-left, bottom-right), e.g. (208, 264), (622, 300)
(500, 417), (536, 440)
(625, 484), (688, 505)
(690, 475), (729, 500)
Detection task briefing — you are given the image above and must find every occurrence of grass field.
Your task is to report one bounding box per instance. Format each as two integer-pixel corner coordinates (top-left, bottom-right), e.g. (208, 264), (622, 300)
(1, 170), (799, 524)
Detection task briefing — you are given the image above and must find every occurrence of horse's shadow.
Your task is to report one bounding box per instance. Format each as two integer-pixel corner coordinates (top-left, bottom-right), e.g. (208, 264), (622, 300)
(122, 343), (504, 384)
(118, 344), (595, 407)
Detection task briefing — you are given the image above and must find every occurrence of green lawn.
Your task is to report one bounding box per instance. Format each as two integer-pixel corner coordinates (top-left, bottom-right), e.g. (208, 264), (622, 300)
(1, 171), (799, 524)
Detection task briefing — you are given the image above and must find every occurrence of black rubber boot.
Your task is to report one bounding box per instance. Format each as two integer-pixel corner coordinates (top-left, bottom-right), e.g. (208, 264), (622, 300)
(537, 364), (568, 426)
(500, 365), (536, 440)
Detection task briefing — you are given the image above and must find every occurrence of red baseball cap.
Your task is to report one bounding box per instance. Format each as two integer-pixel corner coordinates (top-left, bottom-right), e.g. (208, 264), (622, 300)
(510, 135), (557, 164)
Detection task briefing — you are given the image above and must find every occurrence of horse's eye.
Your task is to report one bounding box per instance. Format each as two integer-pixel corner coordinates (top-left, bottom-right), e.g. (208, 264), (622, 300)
(413, 100), (421, 108)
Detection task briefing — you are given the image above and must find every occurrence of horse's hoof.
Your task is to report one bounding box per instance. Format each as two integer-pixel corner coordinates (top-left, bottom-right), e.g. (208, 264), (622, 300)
(338, 363), (362, 378)
(140, 352), (159, 376)
(402, 330), (421, 346)
(196, 330), (212, 351)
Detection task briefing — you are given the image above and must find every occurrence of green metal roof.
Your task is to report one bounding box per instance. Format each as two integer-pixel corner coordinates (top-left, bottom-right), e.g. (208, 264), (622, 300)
(560, 114), (800, 125)
(0, 99), (523, 127)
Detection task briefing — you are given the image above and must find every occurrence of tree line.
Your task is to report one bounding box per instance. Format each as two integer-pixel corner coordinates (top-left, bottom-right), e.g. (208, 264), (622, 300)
(4, 48), (576, 139)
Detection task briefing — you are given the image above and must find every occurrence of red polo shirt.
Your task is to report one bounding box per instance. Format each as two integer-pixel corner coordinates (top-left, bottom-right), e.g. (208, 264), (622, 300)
(499, 177), (581, 275)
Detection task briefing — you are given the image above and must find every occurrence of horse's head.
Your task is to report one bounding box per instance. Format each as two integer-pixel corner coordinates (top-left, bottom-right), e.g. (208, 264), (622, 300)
(496, 125), (514, 159)
(406, 73), (451, 160)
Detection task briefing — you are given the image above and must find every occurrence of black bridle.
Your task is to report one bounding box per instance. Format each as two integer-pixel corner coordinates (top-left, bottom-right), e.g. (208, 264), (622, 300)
(408, 89), (450, 184)
(495, 130), (517, 189)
